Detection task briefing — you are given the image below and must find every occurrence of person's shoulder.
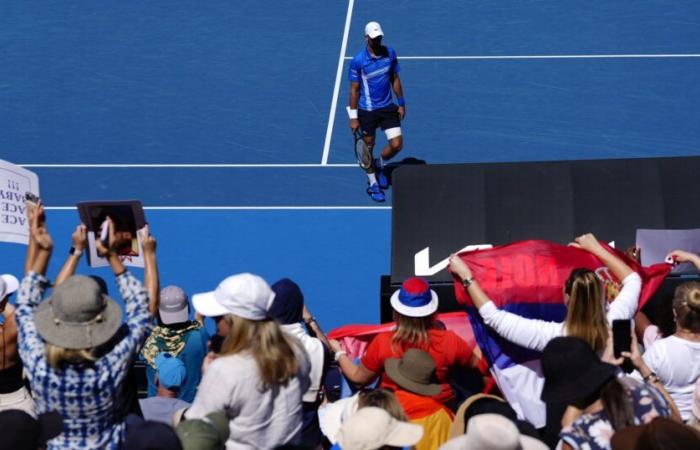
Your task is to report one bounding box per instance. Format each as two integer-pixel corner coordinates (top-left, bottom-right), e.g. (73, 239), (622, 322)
(351, 49), (367, 63)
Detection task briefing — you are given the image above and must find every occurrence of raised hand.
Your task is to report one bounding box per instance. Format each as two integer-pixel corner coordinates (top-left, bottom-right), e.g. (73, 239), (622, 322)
(30, 204), (52, 251)
(138, 224), (157, 255)
(572, 233), (603, 253)
(449, 253), (473, 281)
(71, 224), (87, 252)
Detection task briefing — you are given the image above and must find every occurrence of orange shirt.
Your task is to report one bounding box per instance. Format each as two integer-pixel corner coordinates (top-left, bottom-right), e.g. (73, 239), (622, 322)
(360, 329), (473, 404)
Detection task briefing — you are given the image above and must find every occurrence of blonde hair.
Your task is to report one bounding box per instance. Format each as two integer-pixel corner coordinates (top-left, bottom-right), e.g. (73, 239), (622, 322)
(45, 343), (97, 370)
(357, 388), (408, 421)
(564, 269), (609, 353)
(673, 282), (700, 333)
(220, 314), (299, 388)
(391, 311), (433, 352)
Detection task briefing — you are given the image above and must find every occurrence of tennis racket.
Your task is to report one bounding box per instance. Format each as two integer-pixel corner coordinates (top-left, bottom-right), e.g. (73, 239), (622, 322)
(353, 129), (372, 170)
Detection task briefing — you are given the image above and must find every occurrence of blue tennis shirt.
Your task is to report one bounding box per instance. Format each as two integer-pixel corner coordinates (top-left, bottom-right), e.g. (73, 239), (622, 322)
(348, 46), (400, 111)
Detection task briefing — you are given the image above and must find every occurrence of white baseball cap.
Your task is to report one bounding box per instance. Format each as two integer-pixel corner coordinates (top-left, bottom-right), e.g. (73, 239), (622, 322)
(364, 21), (384, 39)
(0, 274), (19, 299)
(439, 414), (548, 450)
(336, 407), (423, 450)
(192, 273), (275, 321)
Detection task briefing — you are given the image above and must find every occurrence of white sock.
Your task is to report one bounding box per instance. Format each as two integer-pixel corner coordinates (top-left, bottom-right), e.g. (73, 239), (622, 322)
(367, 173), (378, 185)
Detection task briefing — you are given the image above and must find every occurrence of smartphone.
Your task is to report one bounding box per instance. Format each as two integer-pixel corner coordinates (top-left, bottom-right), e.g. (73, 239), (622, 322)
(25, 192), (40, 204)
(612, 319), (631, 357)
(99, 219), (110, 245)
(612, 319), (634, 373)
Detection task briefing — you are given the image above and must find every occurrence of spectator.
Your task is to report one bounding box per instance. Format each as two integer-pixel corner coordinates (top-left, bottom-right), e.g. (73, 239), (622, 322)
(139, 352), (191, 425)
(336, 406), (423, 450)
(0, 409), (62, 450)
(384, 349), (454, 450)
(639, 278), (700, 421)
(16, 208), (154, 448)
(541, 336), (678, 450)
(448, 394), (539, 441)
(449, 233), (642, 354)
(440, 414), (548, 450)
(611, 417), (700, 450)
(329, 277), (478, 408)
(450, 233), (641, 443)
(319, 388), (406, 446)
(124, 415), (183, 450)
(439, 414), (548, 450)
(269, 278), (330, 449)
(184, 273), (311, 449)
(140, 241), (209, 403)
(635, 250), (700, 422)
(0, 272), (33, 415)
(176, 411), (229, 450)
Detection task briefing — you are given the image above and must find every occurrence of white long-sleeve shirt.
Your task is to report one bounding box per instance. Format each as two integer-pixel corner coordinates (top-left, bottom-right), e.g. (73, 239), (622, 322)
(475, 272), (642, 428)
(478, 272), (642, 352)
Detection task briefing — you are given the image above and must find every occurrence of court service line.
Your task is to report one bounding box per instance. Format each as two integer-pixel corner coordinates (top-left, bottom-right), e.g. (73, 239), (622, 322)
(342, 53), (700, 60)
(45, 206), (391, 211)
(321, 0), (355, 166)
(21, 163), (357, 168)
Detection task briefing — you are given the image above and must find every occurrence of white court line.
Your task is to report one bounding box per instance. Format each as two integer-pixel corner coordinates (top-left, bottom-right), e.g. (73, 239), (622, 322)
(343, 53), (700, 60)
(321, 0), (355, 166)
(21, 163), (357, 168)
(345, 53), (700, 60)
(45, 206), (391, 211)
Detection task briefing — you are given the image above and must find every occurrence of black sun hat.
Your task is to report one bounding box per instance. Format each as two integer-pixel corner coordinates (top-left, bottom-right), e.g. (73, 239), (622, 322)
(540, 336), (617, 404)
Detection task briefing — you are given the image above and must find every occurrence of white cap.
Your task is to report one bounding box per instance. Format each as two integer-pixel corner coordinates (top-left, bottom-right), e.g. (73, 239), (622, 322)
(318, 394), (360, 444)
(336, 407), (423, 450)
(364, 21), (384, 39)
(439, 414), (548, 450)
(0, 274), (19, 299)
(192, 273), (275, 321)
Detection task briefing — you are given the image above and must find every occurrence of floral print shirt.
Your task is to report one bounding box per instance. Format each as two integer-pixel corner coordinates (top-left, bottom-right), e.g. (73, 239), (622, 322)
(560, 376), (671, 450)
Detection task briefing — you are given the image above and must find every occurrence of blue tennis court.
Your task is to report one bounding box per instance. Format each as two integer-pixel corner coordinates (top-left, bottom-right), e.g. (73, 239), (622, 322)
(1, 1), (699, 329)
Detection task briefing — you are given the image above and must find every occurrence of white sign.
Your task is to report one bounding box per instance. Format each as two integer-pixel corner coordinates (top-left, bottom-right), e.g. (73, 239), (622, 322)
(0, 160), (39, 245)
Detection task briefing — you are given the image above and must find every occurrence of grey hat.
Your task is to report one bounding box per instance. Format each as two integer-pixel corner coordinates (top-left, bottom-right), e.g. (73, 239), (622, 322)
(34, 275), (122, 350)
(159, 285), (189, 325)
(385, 348), (442, 397)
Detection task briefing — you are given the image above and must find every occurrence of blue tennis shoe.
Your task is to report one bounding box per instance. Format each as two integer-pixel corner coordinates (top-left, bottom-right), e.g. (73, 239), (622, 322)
(366, 182), (385, 202)
(374, 159), (389, 189)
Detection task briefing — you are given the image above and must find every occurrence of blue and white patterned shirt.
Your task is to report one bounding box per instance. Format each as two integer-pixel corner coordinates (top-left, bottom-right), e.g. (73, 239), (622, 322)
(16, 271), (153, 450)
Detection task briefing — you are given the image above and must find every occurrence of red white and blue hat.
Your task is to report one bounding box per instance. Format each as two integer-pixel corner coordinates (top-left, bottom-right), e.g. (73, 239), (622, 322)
(390, 277), (439, 318)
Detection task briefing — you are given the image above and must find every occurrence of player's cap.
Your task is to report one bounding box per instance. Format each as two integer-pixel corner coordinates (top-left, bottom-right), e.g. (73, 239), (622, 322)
(365, 21), (384, 39)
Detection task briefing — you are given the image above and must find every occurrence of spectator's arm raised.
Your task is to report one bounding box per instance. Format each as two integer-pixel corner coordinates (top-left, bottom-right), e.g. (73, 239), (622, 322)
(55, 224), (87, 285)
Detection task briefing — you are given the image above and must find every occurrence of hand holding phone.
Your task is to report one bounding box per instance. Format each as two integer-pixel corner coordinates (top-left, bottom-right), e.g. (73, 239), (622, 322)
(612, 319), (634, 373)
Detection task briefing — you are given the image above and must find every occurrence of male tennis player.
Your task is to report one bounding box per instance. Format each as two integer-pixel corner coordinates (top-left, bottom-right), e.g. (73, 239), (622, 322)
(348, 21), (405, 202)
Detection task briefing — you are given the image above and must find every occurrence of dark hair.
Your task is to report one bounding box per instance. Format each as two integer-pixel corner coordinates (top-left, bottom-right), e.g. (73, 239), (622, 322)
(673, 282), (700, 333)
(599, 378), (635, 431)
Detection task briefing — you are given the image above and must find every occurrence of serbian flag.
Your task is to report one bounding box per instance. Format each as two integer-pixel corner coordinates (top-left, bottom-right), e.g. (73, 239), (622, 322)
(452, 239), (670, 427)
(328, 311), (478, 361)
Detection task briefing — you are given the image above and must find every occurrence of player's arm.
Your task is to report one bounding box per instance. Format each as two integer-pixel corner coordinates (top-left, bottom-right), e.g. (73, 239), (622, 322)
(349, 81), (360, 131)
(391, 73), (405, 120)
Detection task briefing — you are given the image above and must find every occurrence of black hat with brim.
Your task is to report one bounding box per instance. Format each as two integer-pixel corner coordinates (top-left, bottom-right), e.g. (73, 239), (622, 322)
(540, 336), (617, 404)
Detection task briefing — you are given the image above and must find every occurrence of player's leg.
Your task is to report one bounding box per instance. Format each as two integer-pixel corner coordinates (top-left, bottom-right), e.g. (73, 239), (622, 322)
(374, 106), (402, 189)
(358, 110), (385, 202)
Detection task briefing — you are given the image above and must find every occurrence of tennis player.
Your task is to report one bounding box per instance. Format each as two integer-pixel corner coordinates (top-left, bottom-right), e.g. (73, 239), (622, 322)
(348, 21), (405, 202)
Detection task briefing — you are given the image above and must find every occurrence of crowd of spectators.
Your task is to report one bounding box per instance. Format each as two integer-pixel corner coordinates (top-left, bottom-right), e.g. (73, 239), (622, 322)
(2, 201), (700, 449)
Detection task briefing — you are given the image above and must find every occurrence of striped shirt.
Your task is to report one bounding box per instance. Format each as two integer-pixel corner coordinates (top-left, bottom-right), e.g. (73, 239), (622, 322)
(348, 46), (400, 111)
(16, 271), (153, 449)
